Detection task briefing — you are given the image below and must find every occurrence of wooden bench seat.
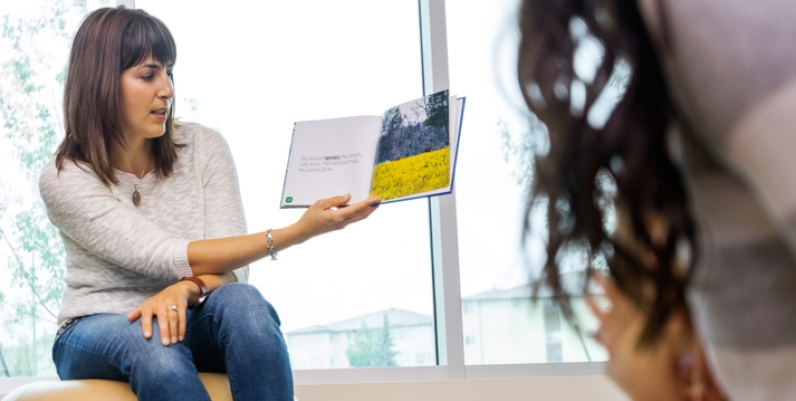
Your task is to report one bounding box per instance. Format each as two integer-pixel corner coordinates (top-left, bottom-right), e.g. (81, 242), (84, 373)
(2, 373), (232, 401)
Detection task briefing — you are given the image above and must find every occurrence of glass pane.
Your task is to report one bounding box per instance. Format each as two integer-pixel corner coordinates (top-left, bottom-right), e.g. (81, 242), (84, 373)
(135, 0), (435, 369)
(447, 1), (608, 364)
(0, 0), (113, 377)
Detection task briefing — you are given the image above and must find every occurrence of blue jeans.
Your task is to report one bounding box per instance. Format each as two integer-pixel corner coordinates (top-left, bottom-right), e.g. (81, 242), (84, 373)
(53, 283), (293, 401)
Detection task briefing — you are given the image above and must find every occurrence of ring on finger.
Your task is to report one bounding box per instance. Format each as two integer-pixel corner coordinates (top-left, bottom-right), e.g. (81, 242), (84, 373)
(167, 305), (178, 312)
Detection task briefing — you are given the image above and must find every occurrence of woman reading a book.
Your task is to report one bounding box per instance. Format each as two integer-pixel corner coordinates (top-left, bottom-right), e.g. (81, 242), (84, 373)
(517, 0), (796, 399)
(39, 6), (379, 401)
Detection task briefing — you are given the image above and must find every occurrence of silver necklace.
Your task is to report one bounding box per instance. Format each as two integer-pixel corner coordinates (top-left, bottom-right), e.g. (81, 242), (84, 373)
(127, 159), (151, 207)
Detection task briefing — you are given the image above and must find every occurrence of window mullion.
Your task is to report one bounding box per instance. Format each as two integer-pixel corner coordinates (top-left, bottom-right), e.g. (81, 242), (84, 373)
(418, 0), (465, 379)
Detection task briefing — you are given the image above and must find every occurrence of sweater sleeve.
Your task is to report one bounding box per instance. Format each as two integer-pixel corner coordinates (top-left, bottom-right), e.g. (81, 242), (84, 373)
(724, 80), (796, 255)
(197, 127), (250, 283)
(39, 160), (193, 281)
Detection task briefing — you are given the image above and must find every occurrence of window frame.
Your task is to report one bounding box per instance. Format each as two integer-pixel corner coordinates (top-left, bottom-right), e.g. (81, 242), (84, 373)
(0, 0), (605, 393)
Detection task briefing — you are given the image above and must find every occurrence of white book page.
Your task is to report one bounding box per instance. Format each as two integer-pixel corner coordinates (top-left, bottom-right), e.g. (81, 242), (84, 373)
(281, 116), (382, 207)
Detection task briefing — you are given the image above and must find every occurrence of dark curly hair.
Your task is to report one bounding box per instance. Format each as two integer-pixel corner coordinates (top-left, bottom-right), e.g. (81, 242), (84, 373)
(518, 0), (696, 344)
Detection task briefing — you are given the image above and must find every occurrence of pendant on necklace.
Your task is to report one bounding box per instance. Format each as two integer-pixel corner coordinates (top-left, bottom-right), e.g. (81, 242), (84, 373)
(132, 185), (141, 206)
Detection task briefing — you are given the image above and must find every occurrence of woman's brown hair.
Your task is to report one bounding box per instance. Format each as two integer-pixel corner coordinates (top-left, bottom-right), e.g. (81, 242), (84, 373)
(56, 6), (178, 186)
(518, 0), (696, 345)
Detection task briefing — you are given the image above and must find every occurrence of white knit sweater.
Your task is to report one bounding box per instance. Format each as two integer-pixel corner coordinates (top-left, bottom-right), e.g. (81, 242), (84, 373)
(39, 123), (249, 331)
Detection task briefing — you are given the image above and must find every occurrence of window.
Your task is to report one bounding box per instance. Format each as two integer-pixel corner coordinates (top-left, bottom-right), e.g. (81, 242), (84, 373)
(543, 299), (563, 363)
(0, 0), (612, 390)
(0, 0), (114, 378)
(135, 0), (435, 370)
(447, 0), (608, 364)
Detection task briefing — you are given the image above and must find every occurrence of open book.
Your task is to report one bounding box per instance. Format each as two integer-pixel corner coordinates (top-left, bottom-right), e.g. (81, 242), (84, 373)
(280, 89), (465, 208)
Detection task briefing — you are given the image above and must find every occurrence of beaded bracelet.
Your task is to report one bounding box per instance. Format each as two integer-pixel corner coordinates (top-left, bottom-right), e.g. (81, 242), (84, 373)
(266, 228), (278, 260)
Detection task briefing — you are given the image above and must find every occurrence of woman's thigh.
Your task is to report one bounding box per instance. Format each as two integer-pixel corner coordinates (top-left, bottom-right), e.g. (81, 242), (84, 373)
(52, 313), (194, 381)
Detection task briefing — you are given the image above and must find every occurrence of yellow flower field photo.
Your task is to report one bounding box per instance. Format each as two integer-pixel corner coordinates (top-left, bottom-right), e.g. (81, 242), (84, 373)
(370, 90), (451, 202)
(369, 147), (450, 201)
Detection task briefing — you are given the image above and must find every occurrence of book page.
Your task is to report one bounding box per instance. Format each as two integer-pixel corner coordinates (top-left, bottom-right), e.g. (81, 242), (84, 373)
(369, 89), (452, 202)
(281, 116), (382, 207)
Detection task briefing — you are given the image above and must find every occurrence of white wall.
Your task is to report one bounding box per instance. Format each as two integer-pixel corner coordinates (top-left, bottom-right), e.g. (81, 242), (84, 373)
(294, 376), (630, 401)
(0, 375), (631, 400)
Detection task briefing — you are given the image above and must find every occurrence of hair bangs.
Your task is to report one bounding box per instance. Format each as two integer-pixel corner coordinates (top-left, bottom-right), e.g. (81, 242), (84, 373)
(120, 12), (176, 71)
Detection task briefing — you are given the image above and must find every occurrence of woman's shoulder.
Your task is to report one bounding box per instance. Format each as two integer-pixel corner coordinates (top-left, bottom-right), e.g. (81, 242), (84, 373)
(39, 158), (103, 205)
(174, 122), (233, 164)
(174, 122), (227, 146)
(39, 158), (95, 185)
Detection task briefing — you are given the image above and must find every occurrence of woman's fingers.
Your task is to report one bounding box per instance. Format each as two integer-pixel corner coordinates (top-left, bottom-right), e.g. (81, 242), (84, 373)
(317, 193), (352, 210)
(339, 197), (379, 222)
(178, 304), (186, 342)
(156, 305), (171, 346)
(141, 306), (154, 339)
(309, 195), (379, 229)
(167, 305), (179, 345)
(127, 305), (143, 322)
(129, 285), (192, 346)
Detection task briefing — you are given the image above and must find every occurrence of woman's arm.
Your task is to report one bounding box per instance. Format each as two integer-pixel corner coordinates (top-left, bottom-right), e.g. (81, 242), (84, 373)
(40, 138), (379, 282)
(187, 193), (379, 276)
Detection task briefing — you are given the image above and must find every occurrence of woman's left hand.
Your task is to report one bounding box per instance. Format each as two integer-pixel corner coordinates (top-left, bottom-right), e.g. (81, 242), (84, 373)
(127, 282), (196, 346)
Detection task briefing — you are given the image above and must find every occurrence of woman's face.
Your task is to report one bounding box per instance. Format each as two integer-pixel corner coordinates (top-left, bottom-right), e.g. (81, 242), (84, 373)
(119, 57), (174, 143)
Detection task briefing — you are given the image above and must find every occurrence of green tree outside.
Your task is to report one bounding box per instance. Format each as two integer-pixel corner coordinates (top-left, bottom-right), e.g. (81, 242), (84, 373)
(0, 0), (112, 377)
(345, 314), (397, 367)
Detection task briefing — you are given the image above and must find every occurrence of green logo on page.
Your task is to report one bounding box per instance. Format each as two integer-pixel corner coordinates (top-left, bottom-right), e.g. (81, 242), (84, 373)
(285, 196), (293, 203)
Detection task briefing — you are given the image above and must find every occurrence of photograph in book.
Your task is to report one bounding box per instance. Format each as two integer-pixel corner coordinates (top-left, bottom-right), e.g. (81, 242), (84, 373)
(371, 90), (450, 201)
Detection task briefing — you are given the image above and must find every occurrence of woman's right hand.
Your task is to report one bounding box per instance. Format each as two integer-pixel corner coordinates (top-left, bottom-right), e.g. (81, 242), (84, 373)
(293, 193), (380, 241)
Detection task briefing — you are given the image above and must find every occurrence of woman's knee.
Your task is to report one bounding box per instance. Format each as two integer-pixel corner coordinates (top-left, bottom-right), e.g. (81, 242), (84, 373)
(205, 283), (279, 318)
(209, 282), (265, 304)
(204, 283), (281, 325)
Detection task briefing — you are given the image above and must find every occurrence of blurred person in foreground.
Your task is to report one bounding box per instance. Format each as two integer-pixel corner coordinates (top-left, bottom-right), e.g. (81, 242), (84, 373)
(516, 0), (796, 399)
